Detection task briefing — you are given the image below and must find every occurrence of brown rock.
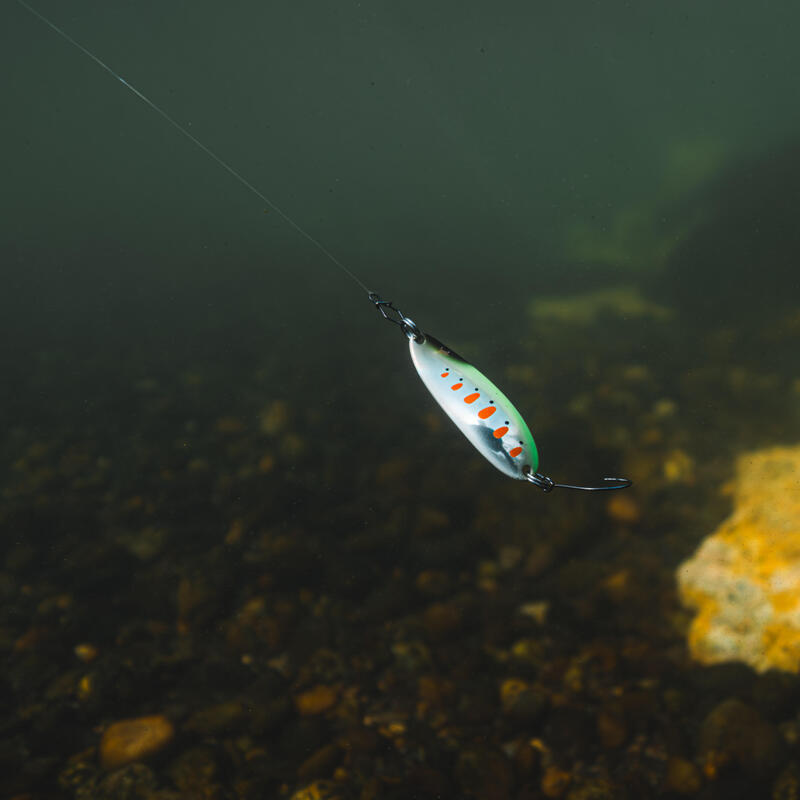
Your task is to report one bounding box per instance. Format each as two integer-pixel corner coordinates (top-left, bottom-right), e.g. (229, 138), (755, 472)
(606, 492), (641, 524)
(294, 685), (338, 716)
(99, 715), (174, 770)
(699, 698), (785, 778)
(541, 765), (571, 798)
(423, 601), (463, 639)
(500, 678), (548, 722)
(297, 741), (342, 781)
(665, 756), (703, 795)
(596, 706), (628, 749)
(454, 747), (513, 800)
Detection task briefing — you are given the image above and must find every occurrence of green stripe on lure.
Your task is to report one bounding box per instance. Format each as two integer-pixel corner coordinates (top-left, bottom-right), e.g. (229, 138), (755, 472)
(371, 293), (631, 493)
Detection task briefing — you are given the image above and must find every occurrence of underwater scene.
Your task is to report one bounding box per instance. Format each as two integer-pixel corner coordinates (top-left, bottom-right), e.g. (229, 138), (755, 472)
(2, 0), (800, 798)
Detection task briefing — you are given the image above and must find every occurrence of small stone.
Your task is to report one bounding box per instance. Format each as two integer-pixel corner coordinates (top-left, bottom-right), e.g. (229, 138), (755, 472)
(652, 397), (677, 418)
(297, 741), (342, 781)
(699, 698), (785, 778)
(169, 746), (219, 795)
(518, 601), (549, 625)
(498, 546), (523, 570)
(289, 780), (342, 800)
(216, 416), (246, 434)
(77, 674), (93, 702)
(294, 685), (338, 716)
(500, 678), (548, 722)
(184, 701), (245, 735)
(606, 493), (640, 524)
(73, 643), (98, 663)
(423, 602), (463, 639)
(773, 762), (800, 800)
(417, 675), (454, 708)
(601, 569), (631, 602)
(391, 640), (432, 671)
(99, 715), (175, 770)
(454, 747), (513, 800)
(280, 433), (306, 459)
(596, 707), (627, 749)
(225, 518), (244, 545)
(260, 400), (289, 435)
(94, 763), (159, 796)
(510, 638), (546, 667)
(415, 506), (450, 535)
(663, 448), (694, 483)
(415, 569), (451, 597)
(664, 756), (703, 795)
(541, 765), (571, 798)
(513, 739), (541, 779)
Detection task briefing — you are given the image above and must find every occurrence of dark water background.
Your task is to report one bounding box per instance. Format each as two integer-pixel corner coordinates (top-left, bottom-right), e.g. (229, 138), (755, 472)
(2, 1), (800, 798)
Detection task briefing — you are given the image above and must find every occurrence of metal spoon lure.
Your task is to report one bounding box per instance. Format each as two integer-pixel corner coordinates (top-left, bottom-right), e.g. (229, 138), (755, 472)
(371, 293), (631, 493)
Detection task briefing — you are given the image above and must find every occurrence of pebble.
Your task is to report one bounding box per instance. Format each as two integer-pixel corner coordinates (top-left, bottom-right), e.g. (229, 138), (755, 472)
(99, 715), (175, 770)
(596, 707), (628, 749)
(541, 765), (571, 798)
(664, 756), (703, 795)
(294, 685), (338, 716)
(215, 416), (245, 434)
(415, 569), (451, 597)
(699, 698), (785, 778)
(184, 701), (245, 735)
(73, 643), (98, 663)
(606, 493), (641, 524)
(260, 400), (289, 435)
(518, 601), (549, 625)
(289, 780), (343, 800)
(500, 678), (548, 723)
(423, 601), (463, 639)
(663, 448), (694, 483)
(454, 747), (513, 800)
(773, 761), (800, 800)
(297, 741), (342, 781)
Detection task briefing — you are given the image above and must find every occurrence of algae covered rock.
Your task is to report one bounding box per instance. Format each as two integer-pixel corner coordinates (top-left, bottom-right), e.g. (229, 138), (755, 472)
(678, 444), (800, 672)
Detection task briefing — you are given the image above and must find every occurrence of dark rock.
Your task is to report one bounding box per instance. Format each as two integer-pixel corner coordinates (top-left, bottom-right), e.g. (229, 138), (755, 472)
(699, 697), (786, 778)
(454, 747), (513, 800)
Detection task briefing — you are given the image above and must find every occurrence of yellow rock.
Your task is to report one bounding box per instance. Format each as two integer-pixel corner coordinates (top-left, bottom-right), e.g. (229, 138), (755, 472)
(99, 715), (174, 770)
(73, 643), (98, 663)
(677, 444), (800, 672)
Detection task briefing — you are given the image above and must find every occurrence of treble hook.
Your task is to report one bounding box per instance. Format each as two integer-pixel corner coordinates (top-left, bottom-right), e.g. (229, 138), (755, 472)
(523, 468), (632, 492)
(369, 292), (424, 342)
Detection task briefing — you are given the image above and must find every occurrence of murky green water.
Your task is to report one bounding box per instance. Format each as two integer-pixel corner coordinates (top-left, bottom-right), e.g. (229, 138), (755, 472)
(2, 2), (800, 798)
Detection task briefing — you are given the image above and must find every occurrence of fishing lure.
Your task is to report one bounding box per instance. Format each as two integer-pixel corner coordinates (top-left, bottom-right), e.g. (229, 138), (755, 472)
(18, 0), (631, 492)
(371, 294), (630, 492)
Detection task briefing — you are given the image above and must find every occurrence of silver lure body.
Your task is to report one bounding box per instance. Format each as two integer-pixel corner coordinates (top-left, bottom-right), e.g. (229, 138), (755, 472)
(409, 333), (539, 479)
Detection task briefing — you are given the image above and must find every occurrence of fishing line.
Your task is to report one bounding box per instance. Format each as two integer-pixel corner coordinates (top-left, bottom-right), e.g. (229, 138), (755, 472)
(15, 0), (371, 294)
(18, 0), (632, 492)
